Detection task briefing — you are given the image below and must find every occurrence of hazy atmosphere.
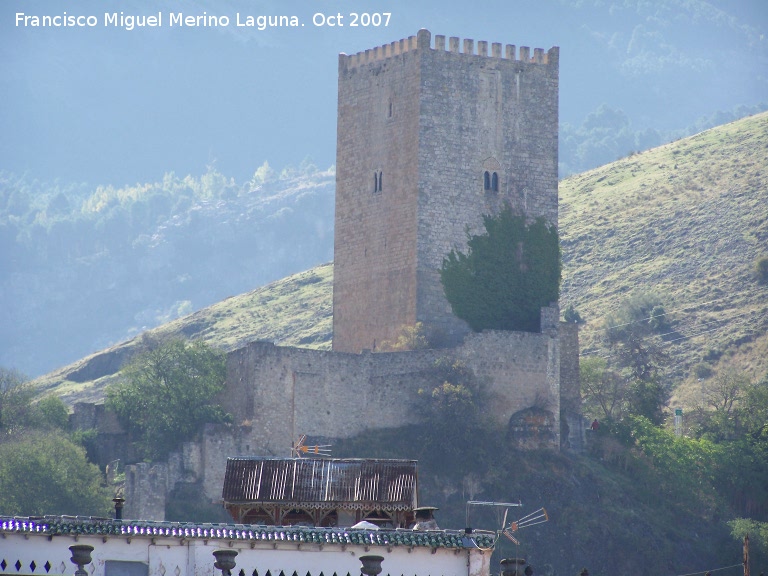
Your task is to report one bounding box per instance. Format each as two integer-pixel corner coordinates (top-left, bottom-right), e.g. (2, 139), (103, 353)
(4, 0), (767, 185)
(2, 0), (767, 375)
(3, 2), (768, 573)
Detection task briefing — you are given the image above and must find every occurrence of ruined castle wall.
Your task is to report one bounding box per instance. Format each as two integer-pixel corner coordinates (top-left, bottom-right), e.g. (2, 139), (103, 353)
(416, 30), (560, 341)
(71, 402), (136, 468)
(332, 35), (422, 353)
(558, 322), (584, 450)
(457, 330), (559, 447)
(224, 341), (445, 456)
(124, 325), (566, 515)
(124, 462), (168, 521)
(200, 424), (241, 506)
(220, 329), (561, 466)
(558, 322), (581, 412)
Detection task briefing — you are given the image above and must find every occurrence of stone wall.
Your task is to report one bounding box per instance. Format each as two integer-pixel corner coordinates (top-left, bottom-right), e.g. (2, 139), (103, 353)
(416, 30), (559, 343)
(333, 29), (559, 352)
(71, 401), (136, 467)
(332, 32), (422, 353)
(223, 325), (560, 457)
(124, 461), (168, 520)
(558, 322), (585, 451)
(123, 321), (572, 518)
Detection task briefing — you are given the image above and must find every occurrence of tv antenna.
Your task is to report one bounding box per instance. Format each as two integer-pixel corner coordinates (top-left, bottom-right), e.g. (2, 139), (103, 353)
(500, 508), (549, 545)
(465, 500), (548, 545)
(291, 434), (332, 458)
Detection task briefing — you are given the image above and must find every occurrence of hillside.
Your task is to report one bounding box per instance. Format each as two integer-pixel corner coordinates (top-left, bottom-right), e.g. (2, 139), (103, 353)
(1, 165), (335, 377)
(32, 264), (333, 404)
(34, 112), (768, 410)
(559, 111), (768, 401)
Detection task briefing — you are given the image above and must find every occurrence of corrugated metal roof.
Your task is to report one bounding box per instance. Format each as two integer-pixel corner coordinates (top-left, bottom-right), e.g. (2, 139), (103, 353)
(222, 458), (418, 510)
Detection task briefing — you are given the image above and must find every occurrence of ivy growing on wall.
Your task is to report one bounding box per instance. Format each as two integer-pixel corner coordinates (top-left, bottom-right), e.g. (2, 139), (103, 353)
(440, 204), (561, 333)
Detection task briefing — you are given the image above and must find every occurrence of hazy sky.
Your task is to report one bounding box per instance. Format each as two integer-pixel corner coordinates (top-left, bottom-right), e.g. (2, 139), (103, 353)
(2, 0), (766, 186)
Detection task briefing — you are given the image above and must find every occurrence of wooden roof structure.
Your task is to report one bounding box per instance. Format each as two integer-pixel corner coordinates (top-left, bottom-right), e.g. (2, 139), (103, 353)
(222, 457), (419, 528)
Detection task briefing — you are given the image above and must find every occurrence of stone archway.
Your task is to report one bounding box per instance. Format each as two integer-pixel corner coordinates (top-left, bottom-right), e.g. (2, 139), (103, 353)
(507, 407), (557, 450)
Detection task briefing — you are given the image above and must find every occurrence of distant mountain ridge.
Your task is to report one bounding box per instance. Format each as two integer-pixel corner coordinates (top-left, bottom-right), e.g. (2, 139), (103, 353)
(5, 106), (767, 379)
(1, 165), (335, 377)
(5, 0), (767, 185)
(32, 112), (768, 407)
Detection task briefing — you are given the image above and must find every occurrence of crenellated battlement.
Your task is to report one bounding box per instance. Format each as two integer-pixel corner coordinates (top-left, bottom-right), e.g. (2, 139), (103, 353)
(334, 27), (560, 357)
(339, 28), (558, 70)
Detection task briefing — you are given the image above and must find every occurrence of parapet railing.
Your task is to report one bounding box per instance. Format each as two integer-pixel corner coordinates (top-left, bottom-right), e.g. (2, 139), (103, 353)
(341, 28), (558, 69)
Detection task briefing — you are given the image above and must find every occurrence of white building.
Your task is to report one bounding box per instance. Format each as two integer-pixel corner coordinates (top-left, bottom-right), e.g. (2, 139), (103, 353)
(0, 458), (496, 576)
(0, 516), (494, 576)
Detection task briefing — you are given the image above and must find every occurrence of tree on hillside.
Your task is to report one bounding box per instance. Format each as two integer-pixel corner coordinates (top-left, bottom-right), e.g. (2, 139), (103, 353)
(693, 370), (768, 441)
(580, 356), (625, 422)
(686, 370), (768, 517)
(0, 367), (34, 435)
(603, 293), (671, 424)
(0, 369), (109, 516)
(604, 292), (670, 381)
(742, 372), (768, 439)
(0, 367), (70, 435)
(728, 519), (768, 570)
(106, 338), (230, 460)
(700, 370), (749, 440)
(756, 255), (768, 285)
(440, 204), (561, 333)
(0, 431), (112, 517)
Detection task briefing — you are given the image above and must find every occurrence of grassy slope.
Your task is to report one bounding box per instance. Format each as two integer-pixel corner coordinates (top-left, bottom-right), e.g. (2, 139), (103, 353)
(559, 111), (768, 396)
(33, 264), (333, 404)
(35, 113), (768, 410)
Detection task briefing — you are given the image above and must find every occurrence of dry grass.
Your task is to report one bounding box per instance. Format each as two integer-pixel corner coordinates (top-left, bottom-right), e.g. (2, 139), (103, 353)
(560, 111), (768, 405)
(36, 113), (768, 411)
(33, 264), (334, 405)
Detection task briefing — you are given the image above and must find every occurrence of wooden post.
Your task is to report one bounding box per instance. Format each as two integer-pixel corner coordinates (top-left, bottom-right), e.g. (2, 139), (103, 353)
(744, 534), (750, 576)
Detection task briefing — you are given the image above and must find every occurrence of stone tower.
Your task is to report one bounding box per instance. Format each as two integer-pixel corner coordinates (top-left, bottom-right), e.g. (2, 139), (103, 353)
(333, 29), (559, 353)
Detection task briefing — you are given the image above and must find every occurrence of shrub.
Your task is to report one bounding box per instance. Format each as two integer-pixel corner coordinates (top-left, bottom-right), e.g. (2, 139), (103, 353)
(440, 204), (561, 333)
(756, 255), (768, 285)
(564, 304), (584, 324)
(692, 362), (714, 379)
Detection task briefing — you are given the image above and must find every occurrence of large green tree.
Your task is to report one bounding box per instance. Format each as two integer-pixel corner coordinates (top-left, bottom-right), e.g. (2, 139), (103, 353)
(106, 338), (230, 460)
(0, 366), (107, 516)
(1, 367), (70, 435)
(440, 205), (561, 333)
(691, 370), (768, 517)
(0, 432), (112, 516)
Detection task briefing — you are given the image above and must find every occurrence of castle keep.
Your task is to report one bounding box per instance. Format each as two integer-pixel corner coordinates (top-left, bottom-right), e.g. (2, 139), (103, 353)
(107, 31), (580, 521)
(333, 29), (559, 352)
